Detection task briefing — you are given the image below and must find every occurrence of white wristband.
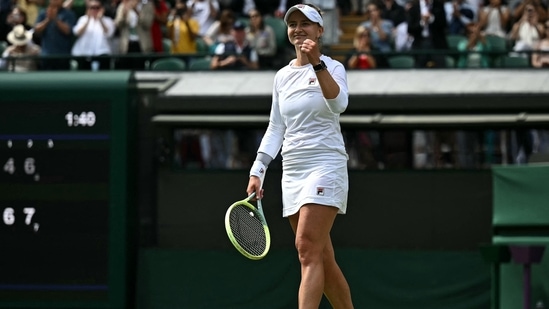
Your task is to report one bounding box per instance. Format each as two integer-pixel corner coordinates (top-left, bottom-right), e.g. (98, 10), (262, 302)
(250, 160), (267, 183)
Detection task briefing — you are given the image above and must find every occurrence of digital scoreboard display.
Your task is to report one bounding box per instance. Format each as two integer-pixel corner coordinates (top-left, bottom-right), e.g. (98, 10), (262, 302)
(0, 72), (133, 308)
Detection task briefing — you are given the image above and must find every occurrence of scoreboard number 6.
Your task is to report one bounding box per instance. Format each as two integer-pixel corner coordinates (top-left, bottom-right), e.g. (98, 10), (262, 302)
(3, 207), (14, 225)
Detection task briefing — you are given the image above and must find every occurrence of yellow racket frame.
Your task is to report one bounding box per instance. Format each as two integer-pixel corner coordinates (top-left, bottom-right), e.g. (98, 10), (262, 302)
(224, 192), (271, 260)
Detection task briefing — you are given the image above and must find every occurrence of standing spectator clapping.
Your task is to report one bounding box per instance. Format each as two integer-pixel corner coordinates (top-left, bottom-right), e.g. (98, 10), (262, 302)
(407, 0), (449, 68)
(380, 0), (407, 27)
(187, 0), (219, 37)
(478, 0), (510, 38)
(34, 0), (76, 70)
(360, 2), (394, 52)
(151, 0), (169, 52)
(379, 0), (410, 51)
(228, 0), (257, 18)
(531, 20), (549, 67)
(511, 0), (546, 25)
(16, 0), (45, 28)
(167, 1), (200, 64)
(510, 1), (544, 52)
(72, 0), (115, 70)
(203, 8), (235, 49)
(245, 8), (277, 69)
(115, 0), (155, 69)
(445, 0), (476, 35)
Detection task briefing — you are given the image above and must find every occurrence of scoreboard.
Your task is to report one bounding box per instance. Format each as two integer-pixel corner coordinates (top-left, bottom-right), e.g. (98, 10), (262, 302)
(0, 72), (135, 308)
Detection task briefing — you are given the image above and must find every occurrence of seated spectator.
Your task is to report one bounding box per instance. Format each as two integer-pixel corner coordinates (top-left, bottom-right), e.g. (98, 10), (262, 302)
(114, 0), (154, 70)
(167, 1), (200, 63)
(509, 1), (544, 53)
(445, 0), (476, 36)
(478, 0), (510, 38)
(245, 8), (276, 69)
(457, 22), (491, 68)
(34, 0), (76, 70)
(72, 0), (115, 70)
(0, 24), (41, 71)
(345, 25), (389, 69)
(151, 0), (169, 52)
(531, 20), (549, 67)
(203, 8), (235, 50)
(360, 2), (394, 52)
(211, 20), (258, 70)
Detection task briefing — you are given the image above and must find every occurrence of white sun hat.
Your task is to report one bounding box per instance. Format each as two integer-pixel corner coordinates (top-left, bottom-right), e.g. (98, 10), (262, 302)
(7, 25), (33, 46)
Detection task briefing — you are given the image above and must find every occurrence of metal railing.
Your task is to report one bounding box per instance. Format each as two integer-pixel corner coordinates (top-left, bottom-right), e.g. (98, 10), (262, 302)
(1, 48), (546, 72)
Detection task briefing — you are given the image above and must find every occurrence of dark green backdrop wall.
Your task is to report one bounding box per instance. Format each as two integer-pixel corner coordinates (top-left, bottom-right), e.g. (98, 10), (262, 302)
(154, 169), (492, 251)
(133, 168), (493, 308)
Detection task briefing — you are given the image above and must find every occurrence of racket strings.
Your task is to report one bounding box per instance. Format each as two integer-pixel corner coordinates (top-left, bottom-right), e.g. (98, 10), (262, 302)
(229, 204), (267, 256)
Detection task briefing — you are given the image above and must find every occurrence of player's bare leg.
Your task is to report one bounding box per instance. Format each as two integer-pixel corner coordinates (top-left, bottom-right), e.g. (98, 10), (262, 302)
(322, 235), (354, 309)
(289, 204), (353, 309)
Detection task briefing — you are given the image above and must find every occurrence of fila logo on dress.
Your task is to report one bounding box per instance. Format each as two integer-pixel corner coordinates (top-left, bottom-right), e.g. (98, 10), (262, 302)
(308, 77), (317, 85)
(316, 187), (324, 196)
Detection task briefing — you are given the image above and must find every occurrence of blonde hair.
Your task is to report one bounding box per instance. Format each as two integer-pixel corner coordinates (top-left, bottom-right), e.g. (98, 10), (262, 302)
(353, 25), (370, 48)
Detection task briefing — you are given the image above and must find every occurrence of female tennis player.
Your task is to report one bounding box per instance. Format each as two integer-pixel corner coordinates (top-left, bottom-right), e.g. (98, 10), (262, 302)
(246, 3), (354, 309)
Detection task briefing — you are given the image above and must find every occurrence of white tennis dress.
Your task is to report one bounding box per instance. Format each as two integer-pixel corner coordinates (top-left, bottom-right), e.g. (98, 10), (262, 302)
(257, 55), (349, 217)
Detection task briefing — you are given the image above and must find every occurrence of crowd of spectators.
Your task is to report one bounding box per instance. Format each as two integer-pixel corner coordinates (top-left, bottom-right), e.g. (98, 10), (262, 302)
(0, 0), (294, 71)
(342, 0), (549, 68)
(0, 0), (548, 71)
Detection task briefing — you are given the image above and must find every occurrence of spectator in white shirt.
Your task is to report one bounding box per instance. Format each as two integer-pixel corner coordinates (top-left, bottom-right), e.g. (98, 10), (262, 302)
(71, 0), (115, 70)
(187, 0), (219, 37)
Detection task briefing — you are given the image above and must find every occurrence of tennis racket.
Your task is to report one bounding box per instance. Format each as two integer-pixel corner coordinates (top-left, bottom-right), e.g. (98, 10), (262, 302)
(225, 191), (271, 260)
